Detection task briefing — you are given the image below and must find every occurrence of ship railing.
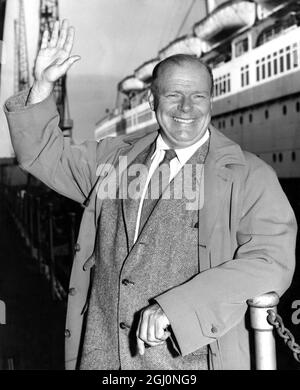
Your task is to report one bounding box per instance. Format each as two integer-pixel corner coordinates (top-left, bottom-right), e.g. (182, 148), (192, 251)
(248, 292), (279, 369)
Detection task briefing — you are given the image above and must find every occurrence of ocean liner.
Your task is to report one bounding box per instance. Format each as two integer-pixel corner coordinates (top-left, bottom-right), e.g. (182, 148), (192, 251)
(95, 0), (300, 179)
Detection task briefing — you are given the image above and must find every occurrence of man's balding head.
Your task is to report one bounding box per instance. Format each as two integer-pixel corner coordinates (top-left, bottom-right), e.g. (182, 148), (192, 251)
(151, 54), (214, 97)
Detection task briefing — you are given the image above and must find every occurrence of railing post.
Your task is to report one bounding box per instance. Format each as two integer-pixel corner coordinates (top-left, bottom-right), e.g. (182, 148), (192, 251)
(247, 292), (279, 370)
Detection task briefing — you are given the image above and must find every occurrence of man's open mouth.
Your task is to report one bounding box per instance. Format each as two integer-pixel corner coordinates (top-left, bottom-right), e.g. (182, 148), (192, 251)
(173, 117), (195, 124)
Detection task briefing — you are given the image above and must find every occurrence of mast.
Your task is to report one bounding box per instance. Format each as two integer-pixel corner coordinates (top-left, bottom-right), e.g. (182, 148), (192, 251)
(38, 0), (73, 137)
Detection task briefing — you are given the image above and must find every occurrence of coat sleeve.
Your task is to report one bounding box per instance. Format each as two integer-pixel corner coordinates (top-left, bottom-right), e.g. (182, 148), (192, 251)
(4, 90), (110, 204)
(155, 158), (297, 356)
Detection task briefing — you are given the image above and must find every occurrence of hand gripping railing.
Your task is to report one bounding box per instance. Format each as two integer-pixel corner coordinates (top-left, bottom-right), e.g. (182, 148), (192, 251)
(247, 292), (279, 370)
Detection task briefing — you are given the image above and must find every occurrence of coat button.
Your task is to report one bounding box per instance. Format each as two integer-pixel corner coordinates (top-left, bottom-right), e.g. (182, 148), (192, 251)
(119, 322), (130, 330)
(74, 243), (80, 252)
(121, 279), (135, 286)
(65, 329), (71, 338)
(211, 325), (218, 334)
(68, 287), (76, 296)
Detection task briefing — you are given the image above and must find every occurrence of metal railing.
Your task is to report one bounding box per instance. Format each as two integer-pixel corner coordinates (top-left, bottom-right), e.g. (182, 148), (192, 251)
(2, 185), (82, 300)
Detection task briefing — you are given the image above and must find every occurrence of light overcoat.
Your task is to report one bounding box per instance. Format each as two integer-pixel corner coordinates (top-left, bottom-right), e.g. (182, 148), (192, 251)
(5, 91), (297, 370)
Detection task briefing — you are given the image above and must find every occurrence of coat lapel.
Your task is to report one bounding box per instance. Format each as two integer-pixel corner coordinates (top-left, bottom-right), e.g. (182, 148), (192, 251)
(200, 126), (246, 250)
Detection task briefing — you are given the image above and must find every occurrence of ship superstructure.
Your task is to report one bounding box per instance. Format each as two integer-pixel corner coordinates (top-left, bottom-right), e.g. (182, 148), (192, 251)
(95, 0), (300, 179)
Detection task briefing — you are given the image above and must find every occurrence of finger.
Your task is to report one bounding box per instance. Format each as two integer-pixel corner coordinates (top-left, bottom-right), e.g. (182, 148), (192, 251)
(41, 29), (49, 49)
(136, 313), (146, 355)
(137, 337), (145, 356)
(49, 20), (59, 48)
(155, 319), (168, 341)
(63, 26), (75, 56)
(57, 19), (69, 49)
(57, 55), (81, 73)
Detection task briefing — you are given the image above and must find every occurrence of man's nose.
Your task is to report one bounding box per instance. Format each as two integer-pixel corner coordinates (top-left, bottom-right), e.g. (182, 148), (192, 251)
(178, 96), (192, 113)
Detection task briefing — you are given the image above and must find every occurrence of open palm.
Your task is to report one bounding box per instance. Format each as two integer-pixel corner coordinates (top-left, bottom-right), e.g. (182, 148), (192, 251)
(34, 19), (80, 86)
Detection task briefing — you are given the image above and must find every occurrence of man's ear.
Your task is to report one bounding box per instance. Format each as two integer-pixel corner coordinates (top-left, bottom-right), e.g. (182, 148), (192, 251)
(148, 90), (155, 111)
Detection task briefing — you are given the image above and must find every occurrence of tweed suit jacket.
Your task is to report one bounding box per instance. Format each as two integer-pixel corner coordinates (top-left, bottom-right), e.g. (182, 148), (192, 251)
(4, 90), (297, 370)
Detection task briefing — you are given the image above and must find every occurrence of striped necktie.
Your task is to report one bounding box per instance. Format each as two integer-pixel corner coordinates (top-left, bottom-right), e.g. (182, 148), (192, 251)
(139, 149), (177, 233)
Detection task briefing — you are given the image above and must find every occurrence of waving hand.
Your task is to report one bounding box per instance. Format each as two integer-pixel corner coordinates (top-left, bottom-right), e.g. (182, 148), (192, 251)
(28, 19), (80, 104)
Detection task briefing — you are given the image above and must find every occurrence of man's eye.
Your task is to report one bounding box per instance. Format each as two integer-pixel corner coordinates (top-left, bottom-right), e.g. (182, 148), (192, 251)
(166, 94), (179, 98)
(194, 94), (205, 99)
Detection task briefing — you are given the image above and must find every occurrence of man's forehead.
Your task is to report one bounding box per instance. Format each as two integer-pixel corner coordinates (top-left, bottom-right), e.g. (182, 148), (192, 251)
(156, 61), (212, 91)
(157, 61), (210, 82)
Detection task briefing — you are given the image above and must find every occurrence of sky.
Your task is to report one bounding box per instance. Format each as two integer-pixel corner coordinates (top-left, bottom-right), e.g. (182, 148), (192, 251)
(0, 0), (223, 157)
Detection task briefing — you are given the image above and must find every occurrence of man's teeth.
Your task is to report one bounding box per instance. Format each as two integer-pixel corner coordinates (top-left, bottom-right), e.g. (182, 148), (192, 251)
(173, 117), (194, 124)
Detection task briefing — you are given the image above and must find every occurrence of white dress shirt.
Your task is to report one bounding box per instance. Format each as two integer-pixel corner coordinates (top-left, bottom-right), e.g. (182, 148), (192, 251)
(133, 129), (209, 243)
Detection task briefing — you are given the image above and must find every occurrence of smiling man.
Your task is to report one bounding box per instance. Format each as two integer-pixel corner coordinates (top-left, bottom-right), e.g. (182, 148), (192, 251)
(4, 22), (297, 370)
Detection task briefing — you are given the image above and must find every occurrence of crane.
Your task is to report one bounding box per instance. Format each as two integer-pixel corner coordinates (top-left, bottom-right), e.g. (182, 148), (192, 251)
(14, 0), (30, 93)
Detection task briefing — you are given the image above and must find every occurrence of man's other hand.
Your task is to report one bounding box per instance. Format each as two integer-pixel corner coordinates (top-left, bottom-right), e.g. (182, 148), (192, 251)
(28, 19), (81, 104)
(136, 303), (171, 355)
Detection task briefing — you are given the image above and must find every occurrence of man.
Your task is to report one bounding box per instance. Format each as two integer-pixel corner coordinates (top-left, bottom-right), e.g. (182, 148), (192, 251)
(4, 20), (297, 370)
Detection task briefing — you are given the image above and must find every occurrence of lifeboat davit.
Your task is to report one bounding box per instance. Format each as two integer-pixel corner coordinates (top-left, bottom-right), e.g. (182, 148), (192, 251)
(134, 58), (160, 82)
(118, 76), (146, 94)
(159, 35), (203, 60)
(193, 0), (256, 43)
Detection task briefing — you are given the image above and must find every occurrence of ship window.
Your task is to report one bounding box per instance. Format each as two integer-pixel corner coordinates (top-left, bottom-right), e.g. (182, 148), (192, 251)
(279, 49), (284, 73)
(265, 110), (269, 119)
(245, 65), (249, 85)
(267, 55), (271, 77)
(240, 116), (243, 125)
(292, 151), (296, 161)
(222, 77), (226, 94)
(256, 60), (260, 81)
(261, 58), (266, 79)
(235, 37), (249, 58)
(286, 46), (291, 71)
(227, 76), (231, 92)
(283, 105), (287, 115)
(273, 154), (277, 163)
(293, 43), (298, 68)
(249, 113), (252, 123)
(241, 65), (249, 87)
(296, 102), (300, 112)
(279, 153), (283, 162)
(273, 53), (278, 75)
(231, 118), (234, 127)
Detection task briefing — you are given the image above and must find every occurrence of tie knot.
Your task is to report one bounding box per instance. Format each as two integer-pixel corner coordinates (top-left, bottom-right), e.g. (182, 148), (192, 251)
(163, 149), (177, 162)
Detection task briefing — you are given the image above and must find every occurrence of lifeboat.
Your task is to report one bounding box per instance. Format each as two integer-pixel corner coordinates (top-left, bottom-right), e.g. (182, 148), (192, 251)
(134, 58), (160, 82)
(193, 0), (256, 43)
(158, 35), (202, 59)
(118, 76), (146, 94)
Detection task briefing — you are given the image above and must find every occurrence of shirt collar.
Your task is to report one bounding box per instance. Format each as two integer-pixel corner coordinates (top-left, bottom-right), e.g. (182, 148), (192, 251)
(154, 129), (210, 166)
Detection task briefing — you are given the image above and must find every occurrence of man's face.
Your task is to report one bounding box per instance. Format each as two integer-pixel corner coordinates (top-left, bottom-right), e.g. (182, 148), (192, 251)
(149, 61), (212, 149)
